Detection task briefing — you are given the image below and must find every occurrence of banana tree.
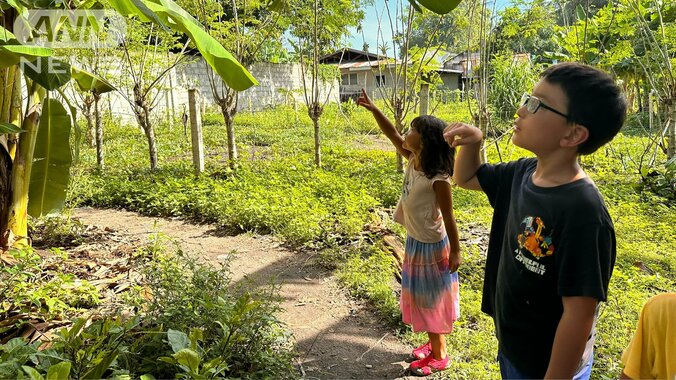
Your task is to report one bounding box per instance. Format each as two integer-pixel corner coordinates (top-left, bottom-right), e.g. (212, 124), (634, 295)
(71, 67), (116, 171)
(0, 0), (257, 250)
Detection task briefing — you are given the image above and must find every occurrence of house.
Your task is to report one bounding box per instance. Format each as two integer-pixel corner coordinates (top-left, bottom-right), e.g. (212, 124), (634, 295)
(319, 48), (399, 102)
(320, 48), (464, 102)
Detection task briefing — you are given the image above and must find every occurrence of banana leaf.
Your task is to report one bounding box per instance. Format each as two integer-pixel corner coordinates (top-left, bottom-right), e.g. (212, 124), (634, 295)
(22, 57), (71, 90)
(110, 0), (257, 91)
(28, 98), (72, 217)
(0, 122), (24, 134)
(413, 0), (462, 14)
(71, 67), (116, 94)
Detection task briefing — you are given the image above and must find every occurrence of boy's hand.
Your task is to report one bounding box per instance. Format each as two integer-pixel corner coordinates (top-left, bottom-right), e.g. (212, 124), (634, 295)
(357, 88), (377, 112)
(443, 122), (483, 147)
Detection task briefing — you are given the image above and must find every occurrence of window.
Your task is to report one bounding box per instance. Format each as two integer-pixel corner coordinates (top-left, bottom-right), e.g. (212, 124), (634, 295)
(349, 73), (358, 85)
(341, 73), (359, 85)
(376, 75), (386, 87)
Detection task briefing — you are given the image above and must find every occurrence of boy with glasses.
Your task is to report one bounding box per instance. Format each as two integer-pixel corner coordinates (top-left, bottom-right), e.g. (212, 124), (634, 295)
(444, 62), (626, 379)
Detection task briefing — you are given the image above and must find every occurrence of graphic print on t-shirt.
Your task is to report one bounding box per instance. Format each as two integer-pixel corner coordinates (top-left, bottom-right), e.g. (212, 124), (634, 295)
(517, 216), (555, 259)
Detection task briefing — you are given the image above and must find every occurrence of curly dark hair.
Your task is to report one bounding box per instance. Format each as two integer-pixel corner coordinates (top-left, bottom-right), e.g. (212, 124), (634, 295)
(410, 115), (455, 179)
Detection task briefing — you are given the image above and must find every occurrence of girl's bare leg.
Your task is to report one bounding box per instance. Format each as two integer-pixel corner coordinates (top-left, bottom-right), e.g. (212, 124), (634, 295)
(428, 332), (447, 360)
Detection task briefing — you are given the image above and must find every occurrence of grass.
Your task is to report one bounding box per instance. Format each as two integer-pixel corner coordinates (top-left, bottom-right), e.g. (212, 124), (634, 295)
(71, 101), (675, 379)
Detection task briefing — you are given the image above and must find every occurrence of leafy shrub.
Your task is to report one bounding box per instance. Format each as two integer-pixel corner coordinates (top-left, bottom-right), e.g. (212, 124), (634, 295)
(128, 233), (296, 379)
(488, 54), (538, 129)
(336, 244), (402, 329)
(30, 215), (87, 248)
(641, 156), (676, 202)
(202, 112), (223, 126)
(0, 248), (100, 322)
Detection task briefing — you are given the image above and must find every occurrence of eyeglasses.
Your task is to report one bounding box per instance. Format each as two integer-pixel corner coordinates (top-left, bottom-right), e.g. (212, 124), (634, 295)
(520, 93), (569, 119)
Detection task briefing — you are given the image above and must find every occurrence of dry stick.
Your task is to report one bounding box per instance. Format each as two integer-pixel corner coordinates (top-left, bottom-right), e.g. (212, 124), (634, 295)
(357, 332), (389, 362)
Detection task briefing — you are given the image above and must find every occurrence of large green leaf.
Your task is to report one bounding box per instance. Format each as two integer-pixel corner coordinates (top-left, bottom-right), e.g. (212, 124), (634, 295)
(28, 98), (73, 217)
(108, 0), (171, 28)
(23, 57), (71, 90)
(0, 26), (54, 68)
(0, 122), (25, 134)
(110, 0), (257, 91)
(0, 44), (53, 68)
(45, 362), (71, 380)
(71, 67), (116, 94)
(414, 0), (462, 14)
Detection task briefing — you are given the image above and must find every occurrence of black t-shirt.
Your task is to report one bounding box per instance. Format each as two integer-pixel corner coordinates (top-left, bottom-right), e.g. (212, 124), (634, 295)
(476, 158), (616, 378)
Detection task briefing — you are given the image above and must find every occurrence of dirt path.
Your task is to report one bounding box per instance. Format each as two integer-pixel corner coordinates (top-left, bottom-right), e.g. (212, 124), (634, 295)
(74, 207), (412, 379)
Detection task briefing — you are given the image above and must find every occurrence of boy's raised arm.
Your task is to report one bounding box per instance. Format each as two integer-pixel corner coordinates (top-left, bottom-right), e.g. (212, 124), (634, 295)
(444, 123), (483, 191)
(357, 89), (412, 158)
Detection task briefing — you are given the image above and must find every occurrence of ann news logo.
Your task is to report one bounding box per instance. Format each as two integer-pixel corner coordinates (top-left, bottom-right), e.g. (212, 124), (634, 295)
(13, 9), (126, 49)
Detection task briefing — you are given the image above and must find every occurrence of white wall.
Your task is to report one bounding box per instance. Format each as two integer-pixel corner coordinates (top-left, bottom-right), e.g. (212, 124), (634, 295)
(101, 57), (339, 124)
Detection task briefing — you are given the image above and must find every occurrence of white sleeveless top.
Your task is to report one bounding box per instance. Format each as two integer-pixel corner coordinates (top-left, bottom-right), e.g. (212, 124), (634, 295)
(393, 156), (451, 243)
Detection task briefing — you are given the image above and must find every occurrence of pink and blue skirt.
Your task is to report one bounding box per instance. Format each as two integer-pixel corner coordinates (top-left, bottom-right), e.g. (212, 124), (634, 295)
(401, 235), (460, 334)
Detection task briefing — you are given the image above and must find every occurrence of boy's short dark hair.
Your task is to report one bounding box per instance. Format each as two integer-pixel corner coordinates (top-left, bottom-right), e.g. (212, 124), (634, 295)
(540, 62), (627, 155)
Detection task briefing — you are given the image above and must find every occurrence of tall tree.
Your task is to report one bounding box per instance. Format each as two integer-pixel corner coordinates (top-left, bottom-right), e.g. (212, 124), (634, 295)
(490, 0), (558, 59)
(190, 0), (288, 170)
(117, 19), (186, 170)
(289, 0), (365, 167)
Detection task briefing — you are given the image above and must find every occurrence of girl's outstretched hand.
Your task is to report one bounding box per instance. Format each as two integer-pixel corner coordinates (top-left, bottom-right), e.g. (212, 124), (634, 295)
(443, 122), (483, 147)
(357, 88), (376, 112)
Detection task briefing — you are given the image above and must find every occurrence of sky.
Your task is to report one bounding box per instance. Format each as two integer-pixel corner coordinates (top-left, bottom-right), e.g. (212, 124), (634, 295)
(346, 0), (511, 57)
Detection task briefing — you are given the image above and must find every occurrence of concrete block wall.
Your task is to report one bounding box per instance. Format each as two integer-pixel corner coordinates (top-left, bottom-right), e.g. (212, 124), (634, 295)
(101, 57), (339, 124)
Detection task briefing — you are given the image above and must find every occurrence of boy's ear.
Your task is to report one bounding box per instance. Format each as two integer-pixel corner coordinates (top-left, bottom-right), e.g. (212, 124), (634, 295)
(561, 124), (589, 148)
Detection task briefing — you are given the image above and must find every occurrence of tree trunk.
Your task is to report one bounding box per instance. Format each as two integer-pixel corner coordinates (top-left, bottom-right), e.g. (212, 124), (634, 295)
(225, 114), (238, 170)
(0, 143), (11, 250)
(475, 108), (490, 164)
(140, 110), (158, 170)
(94, 92), (104, 170)
(634, 80), (641, 114)
(668, 98), (676, 160)
(7, 86), (44, 248)
(219, 93), (239, 170)
(394, 102), (405, 173)
(313, 117), (321, 167)
(308, 102), (323, 168)
(83, 95), (95, 148)
(0, 65), (19, 249)
(134, 86), (158, 170)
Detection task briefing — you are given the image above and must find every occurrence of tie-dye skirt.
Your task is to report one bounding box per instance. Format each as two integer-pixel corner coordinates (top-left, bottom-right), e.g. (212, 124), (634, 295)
(401, 235), (460, 334)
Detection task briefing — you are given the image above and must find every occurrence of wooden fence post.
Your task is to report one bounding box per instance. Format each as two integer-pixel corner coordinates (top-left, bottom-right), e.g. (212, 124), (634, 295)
(188, 89), (204, 175)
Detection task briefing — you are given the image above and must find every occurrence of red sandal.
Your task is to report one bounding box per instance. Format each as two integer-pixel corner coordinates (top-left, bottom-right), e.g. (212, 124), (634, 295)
(411, 341), (432, 360)
(410, 354), (450, 376)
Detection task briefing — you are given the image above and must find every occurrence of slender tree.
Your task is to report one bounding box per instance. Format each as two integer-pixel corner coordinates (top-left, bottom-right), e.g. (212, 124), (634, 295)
(190, 0), (288, 170)
(289, 0), (365, 167)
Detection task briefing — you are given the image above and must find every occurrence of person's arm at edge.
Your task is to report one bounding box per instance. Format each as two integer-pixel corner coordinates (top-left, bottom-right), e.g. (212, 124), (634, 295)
(357, 89), (411, 158)
(443, 123), (483, 191)
(545, 296), (598, 379)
